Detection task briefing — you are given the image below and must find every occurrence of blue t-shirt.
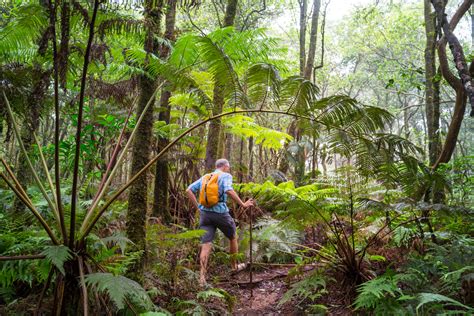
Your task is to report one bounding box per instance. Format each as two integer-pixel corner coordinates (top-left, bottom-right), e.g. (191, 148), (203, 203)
(187, 170), (233, 213)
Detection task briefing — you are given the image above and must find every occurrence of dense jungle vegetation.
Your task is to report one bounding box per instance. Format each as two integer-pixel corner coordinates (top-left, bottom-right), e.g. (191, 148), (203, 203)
(0, 0), (473, 314)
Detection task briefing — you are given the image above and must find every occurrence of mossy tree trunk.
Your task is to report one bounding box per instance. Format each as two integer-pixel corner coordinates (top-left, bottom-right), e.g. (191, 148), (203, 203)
(126, 0), (163, 282)
(424, 0), (443, 203)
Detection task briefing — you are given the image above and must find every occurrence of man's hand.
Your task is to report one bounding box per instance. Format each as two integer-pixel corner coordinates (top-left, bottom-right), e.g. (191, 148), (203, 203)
(242, 199), (254, 208)
(186, 189), (200, 211)
(226, 190), (255, 209)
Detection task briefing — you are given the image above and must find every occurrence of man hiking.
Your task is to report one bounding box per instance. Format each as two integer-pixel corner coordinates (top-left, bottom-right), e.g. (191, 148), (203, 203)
(186, 158), (254, 286)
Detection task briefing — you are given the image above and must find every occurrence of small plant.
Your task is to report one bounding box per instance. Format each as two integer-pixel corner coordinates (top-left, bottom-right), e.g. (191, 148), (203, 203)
(278, 272), (328, 313)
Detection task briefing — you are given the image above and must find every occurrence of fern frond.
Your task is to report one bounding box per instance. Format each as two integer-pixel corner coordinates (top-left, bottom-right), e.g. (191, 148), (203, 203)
(84, 272), (153, 310)
(40, 245), (73, 275)
(245, 63), (281, 106)
(0, 2), (48, 63)
(278, 76), (319, 113)
(355, 275), (403, 310)
(416, 293), (473, 313)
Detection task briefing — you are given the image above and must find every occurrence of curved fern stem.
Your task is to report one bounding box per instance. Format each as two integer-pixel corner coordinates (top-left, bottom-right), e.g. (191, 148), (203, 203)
(0, 173), (59, 244)
(32, 133), (60, 223)
(2, 91), (58, 218)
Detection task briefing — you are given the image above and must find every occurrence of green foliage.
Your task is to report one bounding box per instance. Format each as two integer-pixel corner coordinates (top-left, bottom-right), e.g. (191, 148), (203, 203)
(84, 272), (153, 311)
(248, 217), (303, 263)
(172, 287), (235, 315)
(0, 225), (51, 302)
(222, 114), (292, 149)
(416, 293), (473, 314)
(196, 288), (235, 312)
(278, 272), (328, 313)
(355, 235), (474, 314)
(0, 1), (48, 63)
(40, 245), (73, 275)
(354, 274), (408, 314)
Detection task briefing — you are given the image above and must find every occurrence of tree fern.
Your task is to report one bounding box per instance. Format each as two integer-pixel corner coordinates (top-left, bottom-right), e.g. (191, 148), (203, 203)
(84, 272), (153, 310)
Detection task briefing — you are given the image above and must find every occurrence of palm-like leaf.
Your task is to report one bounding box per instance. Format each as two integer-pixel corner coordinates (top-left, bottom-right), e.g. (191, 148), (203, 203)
(0, 2), (48, 63)
(84, 272), (153, 310)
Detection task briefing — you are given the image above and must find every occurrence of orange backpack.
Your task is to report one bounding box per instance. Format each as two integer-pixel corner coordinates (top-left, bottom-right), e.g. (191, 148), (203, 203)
(199, 173), (220, 207)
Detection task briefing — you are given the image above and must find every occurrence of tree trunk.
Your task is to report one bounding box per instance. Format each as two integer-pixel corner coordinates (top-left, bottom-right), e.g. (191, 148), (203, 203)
(303, 0), (321, 80)
(299, 0), (307, 77)
(126, 0), (163, 282)
(432, 0), (472, 169)
(152, 0), (177, 224)
(424, 0), (441, 166)
(204, 0), (238, 171)
(58, 0), (70, 90)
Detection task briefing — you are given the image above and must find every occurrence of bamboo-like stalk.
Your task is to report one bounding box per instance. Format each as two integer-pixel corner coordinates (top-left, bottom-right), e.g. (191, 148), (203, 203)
(80, 83), (164, 233)
(69, 0), (100, 248)
(2, 91), (57, 216)
(78, 256), (89, 316)
(88, 96), (137, 212)
(32, 133), (61, 225)
(47, 0), (67, 245)
(0, 254), (46, 261)
(0, 173), (59, 244)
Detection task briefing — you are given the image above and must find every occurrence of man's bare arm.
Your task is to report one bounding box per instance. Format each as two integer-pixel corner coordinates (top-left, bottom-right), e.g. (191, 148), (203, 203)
(186, 189), (199, 210)
(226, 190), (253, 208)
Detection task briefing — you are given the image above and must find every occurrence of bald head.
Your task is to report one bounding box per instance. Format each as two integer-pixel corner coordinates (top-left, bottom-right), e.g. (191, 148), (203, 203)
(215, 158), (230, 169)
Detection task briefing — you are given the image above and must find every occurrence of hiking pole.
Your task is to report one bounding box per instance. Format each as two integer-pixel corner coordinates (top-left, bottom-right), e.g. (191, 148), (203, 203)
(249, 205), (253, 301)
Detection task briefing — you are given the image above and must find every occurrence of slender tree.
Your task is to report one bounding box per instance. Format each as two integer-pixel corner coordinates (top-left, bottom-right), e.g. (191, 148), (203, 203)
(127, 0), (164, 281)
(424, 0), (441, 167)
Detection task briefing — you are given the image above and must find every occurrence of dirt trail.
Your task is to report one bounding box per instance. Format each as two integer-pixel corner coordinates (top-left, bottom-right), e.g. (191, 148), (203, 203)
(217, 266), (299, 315)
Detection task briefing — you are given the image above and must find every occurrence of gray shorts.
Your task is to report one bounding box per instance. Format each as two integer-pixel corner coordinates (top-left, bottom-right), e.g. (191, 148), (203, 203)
(199, 211), (236, 243)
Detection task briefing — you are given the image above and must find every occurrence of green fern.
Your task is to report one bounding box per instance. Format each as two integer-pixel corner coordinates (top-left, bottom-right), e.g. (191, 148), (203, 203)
(278, 272), (327, 308)
(354, 275), (403, 310)
(40, 245), (73, 275)
(84, 272), (153, 310)
(416, 293), (473, 314)
(197, 288), (235, 312)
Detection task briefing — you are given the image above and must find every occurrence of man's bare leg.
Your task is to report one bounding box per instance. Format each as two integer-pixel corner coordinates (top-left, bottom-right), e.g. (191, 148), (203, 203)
(229, 237), (238, 270)
(200, 243), (212, 286)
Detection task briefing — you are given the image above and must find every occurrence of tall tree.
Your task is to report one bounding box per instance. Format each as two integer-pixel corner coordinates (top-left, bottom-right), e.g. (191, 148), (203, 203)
(204, 0), (238, 171)
(303, 0), (321, 80)
(153, 0), (177, 223)
(424, 0), (440, 167)
(127, 0), (163, 282)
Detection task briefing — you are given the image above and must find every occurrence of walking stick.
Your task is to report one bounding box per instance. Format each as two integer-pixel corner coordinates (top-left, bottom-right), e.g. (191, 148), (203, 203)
(249, 205), (253, 300)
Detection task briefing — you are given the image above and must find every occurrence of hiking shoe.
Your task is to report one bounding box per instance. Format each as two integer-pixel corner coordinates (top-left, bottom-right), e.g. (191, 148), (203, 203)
(232, 262), (247, 273)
